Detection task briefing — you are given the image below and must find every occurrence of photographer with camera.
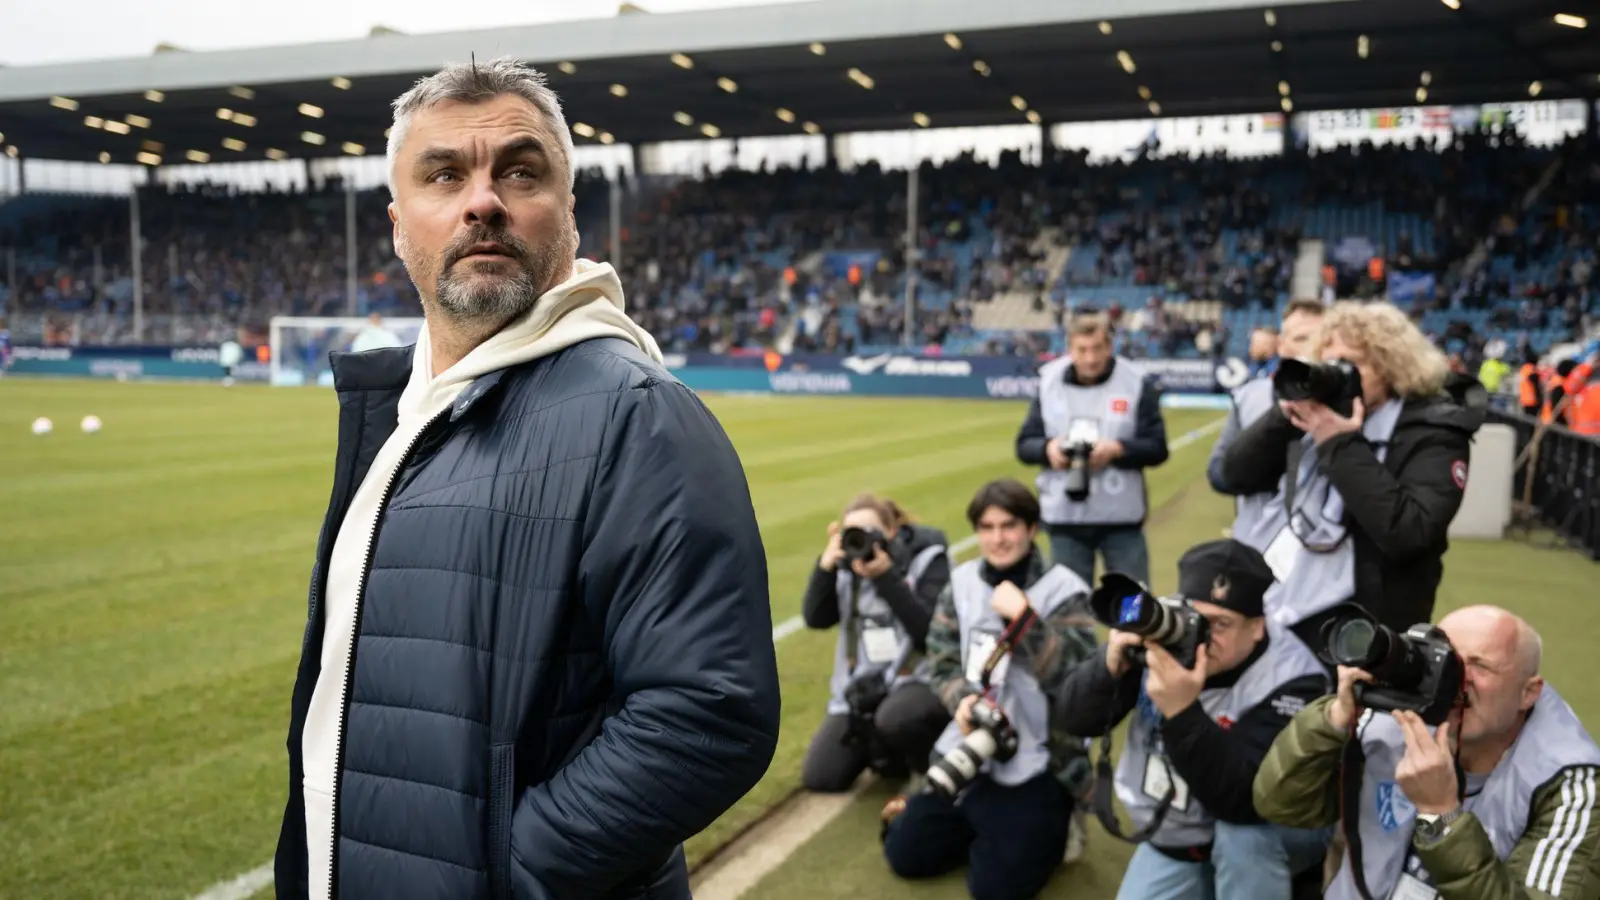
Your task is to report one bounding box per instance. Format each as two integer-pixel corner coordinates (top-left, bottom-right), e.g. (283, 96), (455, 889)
(1208, 299), (1327, 538)
(1218, 301), (1486, 645)
(801, 493), (953, 792)
(1016, 314), (1170, 587)
(1057, 539), (1331, 899)
(881, 479), (1098, 900)
(1253, 605), (1600, 900)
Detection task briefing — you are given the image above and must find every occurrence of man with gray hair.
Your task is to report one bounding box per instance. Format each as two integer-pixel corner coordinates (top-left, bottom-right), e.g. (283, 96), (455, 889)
(274, 56), (780, 900)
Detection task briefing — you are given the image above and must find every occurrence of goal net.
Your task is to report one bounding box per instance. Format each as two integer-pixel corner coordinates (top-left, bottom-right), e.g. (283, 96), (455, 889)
(268, 316), (425, 387)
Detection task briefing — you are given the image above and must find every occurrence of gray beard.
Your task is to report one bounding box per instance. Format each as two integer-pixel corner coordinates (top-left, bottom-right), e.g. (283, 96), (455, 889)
(435, 262), (541, 326)
(400, 225), (578, 331)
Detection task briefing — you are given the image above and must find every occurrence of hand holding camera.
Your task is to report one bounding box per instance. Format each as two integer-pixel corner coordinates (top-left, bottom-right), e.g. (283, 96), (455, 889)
(1104, 630), (1145, 678)
(1045, 438), (1073, 471)
(1143, 641), (1212, 719)
(1325, 664), (1376, 731)
(1273, 356), (1367, 445)
(1088, 439), (1125, 469)
(1280, 396), (1365, 445)
(820, 521), (846, 572)
(955, 693), (982, 736)
(827, 523), (892, 577)
(1323, 617), (1465, 726)
(928, 695), (1020, 797)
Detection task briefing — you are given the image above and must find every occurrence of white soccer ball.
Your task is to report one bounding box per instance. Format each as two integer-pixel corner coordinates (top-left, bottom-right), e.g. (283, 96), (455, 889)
(31, 417), (53, 435)
(81, 415), (103, 434)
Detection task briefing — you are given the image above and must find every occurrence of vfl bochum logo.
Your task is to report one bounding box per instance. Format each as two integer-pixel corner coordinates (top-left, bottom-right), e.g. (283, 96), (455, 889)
(1375, 781), (1416, 833)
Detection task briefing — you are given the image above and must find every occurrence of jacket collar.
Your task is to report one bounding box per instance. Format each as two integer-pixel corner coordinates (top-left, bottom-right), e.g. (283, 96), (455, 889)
(979, 546), (1047, 590)
(330, 345), (413, 393)
(329, 344), (508, 423)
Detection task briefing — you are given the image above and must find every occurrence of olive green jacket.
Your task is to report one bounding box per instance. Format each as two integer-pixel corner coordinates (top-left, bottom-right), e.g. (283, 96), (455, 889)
(1254, 695), (1600, 900)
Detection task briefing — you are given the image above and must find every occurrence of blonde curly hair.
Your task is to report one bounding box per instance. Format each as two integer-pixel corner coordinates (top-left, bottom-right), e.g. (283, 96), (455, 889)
(1318, 301), (1451, 401)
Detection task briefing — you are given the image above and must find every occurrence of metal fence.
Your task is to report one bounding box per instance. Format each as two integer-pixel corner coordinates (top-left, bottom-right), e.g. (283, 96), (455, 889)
(1490, 409), (1600, 560)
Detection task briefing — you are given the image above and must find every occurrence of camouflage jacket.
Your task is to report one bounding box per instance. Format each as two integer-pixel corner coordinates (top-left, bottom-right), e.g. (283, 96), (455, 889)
(924, 549), (1100, 797)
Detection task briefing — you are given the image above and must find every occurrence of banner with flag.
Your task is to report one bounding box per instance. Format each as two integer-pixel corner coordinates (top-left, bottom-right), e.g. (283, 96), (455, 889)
(1387, 270), (1437, 306)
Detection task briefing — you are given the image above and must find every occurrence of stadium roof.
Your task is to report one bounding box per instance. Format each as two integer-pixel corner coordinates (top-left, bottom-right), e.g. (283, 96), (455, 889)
(1, 0), (1597, 166)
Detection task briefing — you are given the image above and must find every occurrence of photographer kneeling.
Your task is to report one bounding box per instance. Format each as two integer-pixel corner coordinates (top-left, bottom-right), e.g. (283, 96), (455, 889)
(1219, 301), (1486, 644)
(1058, 539), (1331, 899)
(802, 493), (953, 792)
(881, 479), (1098, 900)
(1254, 605), (1600, 900)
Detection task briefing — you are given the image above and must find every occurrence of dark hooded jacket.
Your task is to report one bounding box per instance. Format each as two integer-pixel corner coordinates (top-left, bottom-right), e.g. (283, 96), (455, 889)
(1218, 373), (1488, 643)
(273, 338), (781, 900)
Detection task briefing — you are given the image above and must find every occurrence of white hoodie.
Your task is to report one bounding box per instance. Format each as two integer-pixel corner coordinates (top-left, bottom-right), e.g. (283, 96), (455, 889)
(301, 259), (662, 899)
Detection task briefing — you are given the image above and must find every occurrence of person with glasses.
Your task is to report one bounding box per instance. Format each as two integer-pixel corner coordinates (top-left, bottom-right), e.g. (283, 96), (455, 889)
(1056, 539), (1331, 900)
(1216, 301), (1487, 652)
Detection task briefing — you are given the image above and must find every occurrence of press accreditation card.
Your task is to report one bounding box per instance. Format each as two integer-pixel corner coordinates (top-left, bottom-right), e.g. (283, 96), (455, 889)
(1066, 417), (1102, 446)
(1388, 852), (1439, 900)
(1263, 526), (1299, 582)
(861, 626), (899, 665)
(966, 631), (1009, 687)
(1389, 874), (1437, 900)
(1141, 755), (1192, 813)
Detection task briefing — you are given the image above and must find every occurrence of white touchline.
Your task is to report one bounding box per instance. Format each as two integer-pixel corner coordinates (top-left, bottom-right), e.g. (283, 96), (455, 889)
(187, 415), (1225, 899)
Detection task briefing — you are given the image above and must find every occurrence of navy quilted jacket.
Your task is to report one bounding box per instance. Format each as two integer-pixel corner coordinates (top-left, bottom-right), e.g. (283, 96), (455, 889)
(273, 338), (781, 899)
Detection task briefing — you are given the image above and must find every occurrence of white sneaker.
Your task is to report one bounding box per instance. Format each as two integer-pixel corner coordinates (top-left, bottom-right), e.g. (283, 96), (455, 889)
(1064, 808), (1088, 864)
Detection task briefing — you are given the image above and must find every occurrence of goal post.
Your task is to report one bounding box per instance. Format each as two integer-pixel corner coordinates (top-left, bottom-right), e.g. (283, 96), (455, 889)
(268, 315), (425, 387)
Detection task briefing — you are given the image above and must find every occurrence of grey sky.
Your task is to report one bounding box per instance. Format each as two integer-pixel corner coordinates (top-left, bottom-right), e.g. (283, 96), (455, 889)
(0, 0), (782, 67)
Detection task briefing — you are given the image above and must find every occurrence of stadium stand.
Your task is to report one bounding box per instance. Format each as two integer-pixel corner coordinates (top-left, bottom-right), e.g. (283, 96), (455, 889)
(3, 131), (1594, 371)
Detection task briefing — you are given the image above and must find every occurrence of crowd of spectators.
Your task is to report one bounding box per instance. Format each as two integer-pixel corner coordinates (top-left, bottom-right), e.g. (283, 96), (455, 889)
(0, 129), (1594, 363)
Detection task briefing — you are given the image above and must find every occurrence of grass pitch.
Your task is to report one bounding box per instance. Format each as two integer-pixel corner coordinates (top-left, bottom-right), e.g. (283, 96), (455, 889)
(0, 378), (1593, 900)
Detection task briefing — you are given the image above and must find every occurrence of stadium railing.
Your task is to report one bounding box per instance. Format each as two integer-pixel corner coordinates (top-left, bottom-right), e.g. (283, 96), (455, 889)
(1490, 408), (1600, 560)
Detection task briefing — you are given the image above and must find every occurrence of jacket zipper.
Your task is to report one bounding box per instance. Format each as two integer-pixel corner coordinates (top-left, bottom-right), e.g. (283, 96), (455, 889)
(327, 406), (451, 900)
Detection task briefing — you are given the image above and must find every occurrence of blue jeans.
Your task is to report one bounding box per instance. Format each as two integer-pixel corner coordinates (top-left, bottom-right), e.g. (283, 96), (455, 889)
(1046, 524), (1150, 588)
(1114, 822), (1331, 900)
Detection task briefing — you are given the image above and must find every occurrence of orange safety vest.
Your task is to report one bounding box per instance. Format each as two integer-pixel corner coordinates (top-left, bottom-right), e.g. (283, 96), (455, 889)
(1563, 360), (1594, 398)
(1519, 363), (1539, 408)
(1572, 383), (1600, 436)
(1368, 257), (1385, 281)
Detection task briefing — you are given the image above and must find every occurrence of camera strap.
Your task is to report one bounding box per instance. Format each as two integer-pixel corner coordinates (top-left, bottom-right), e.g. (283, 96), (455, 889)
(1283, 438), (1306, 521)
(978, 605), (1038, 693)
(843, 573), (863, 673)
(1337, 711), (1467, 900)
(1338, 725), (1380, 900)
(1091, 732), (1180, 845)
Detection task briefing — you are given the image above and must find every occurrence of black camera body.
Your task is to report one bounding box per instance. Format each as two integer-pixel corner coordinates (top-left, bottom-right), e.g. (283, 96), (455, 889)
(840, 526), (890, 564)
(926, 697), (1020, 797)
(840, 671), (897, 772)
(1090, 574), (1212, 670)
(1274, 357), (1364, 418)
(1324, 617), (1465, 726)
(1062, 440), (1094, 502)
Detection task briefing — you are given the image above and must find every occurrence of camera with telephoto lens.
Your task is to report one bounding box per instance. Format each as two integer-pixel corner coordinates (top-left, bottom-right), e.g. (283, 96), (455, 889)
(1273, 357), (1365, 418)
(1089, 573), (1212, 670)
(1061, 441), (1094, 502)
(926, 697), (1019, 797)
(840, 526), (890, 565)
(1323, 616), (1465, 726)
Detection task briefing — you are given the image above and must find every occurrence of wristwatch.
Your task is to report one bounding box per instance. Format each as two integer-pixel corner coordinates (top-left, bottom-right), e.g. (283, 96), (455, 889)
(1413, 808), (1467, 847)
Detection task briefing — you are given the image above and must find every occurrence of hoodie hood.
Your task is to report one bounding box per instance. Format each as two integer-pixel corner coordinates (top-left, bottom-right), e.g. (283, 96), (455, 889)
(1401, 371), (1489, 436)
(402, 258), (662, 416)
